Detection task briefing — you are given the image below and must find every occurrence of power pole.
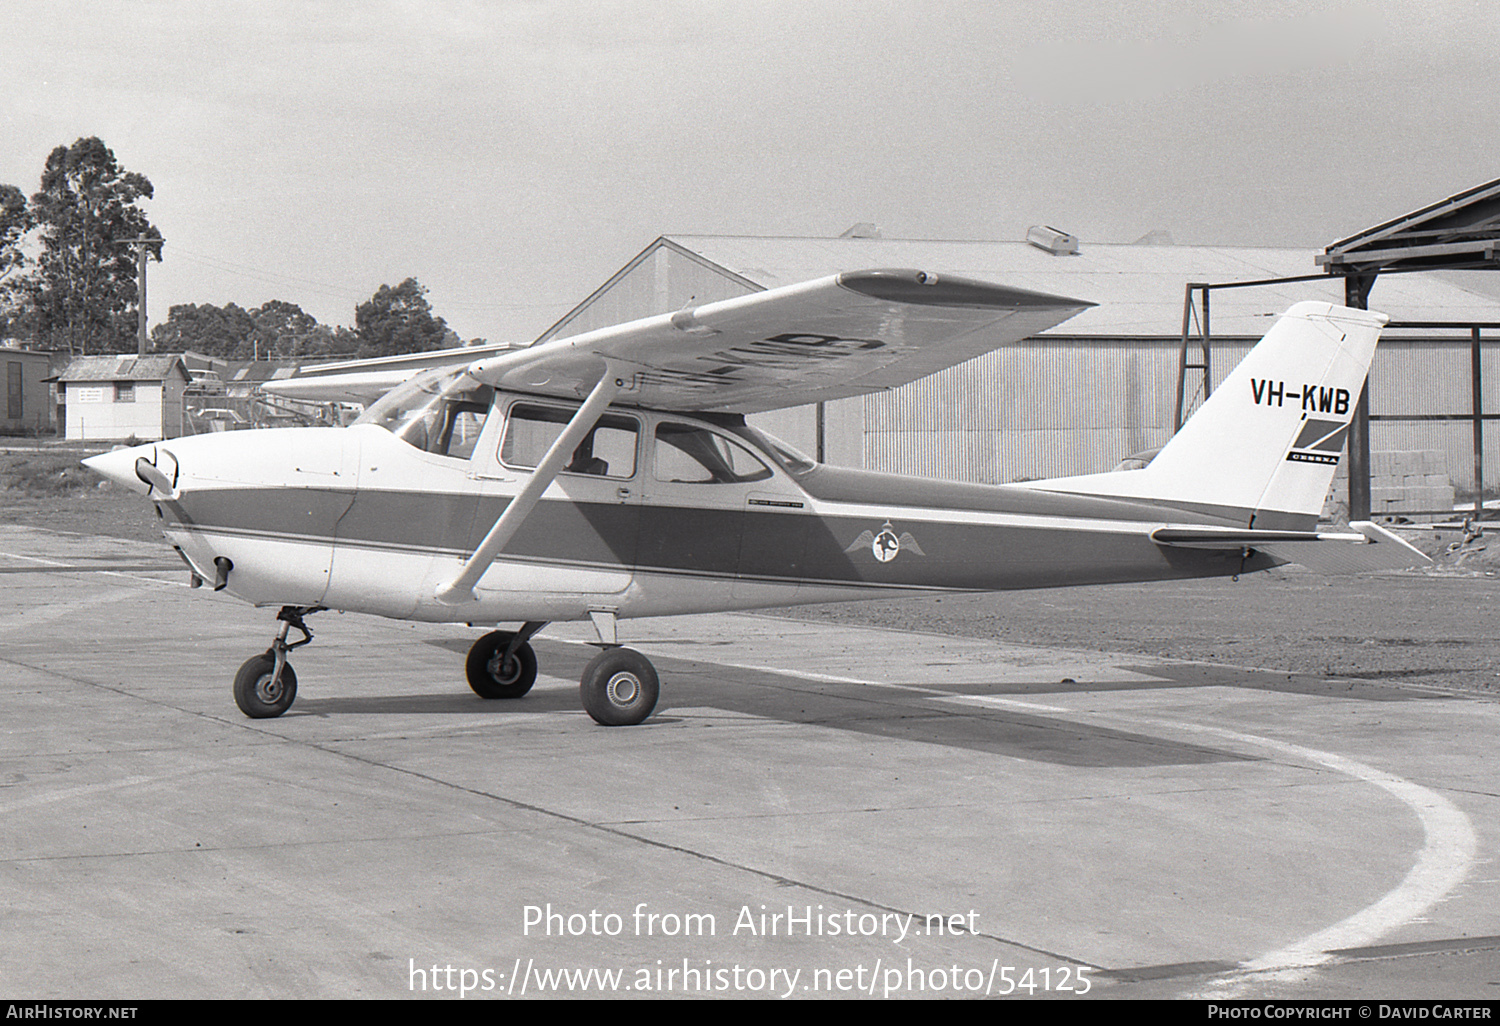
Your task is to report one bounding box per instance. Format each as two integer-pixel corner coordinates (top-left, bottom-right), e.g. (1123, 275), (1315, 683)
(118, 236), (158, 356)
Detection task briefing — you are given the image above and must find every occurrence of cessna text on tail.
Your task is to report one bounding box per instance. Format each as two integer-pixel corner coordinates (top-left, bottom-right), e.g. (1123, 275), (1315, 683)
(83, 271), (1426, 725)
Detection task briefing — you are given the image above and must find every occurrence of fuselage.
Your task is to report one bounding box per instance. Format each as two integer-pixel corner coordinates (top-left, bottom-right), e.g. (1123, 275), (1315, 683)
(89, 394), (1274, 625)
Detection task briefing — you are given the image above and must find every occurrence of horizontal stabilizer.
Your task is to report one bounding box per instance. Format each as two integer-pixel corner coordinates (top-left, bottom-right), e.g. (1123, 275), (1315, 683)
(1152, 521), (1430, 573)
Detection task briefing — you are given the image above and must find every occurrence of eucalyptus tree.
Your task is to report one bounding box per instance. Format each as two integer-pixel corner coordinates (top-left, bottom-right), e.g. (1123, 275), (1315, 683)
(354, 277), (457, 357)
(28, 137), (162, 354)
(0, 184), (31, 338)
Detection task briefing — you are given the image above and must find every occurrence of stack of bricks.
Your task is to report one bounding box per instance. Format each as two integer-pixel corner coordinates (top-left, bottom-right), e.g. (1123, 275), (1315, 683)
(1326, 450), (1456, 522)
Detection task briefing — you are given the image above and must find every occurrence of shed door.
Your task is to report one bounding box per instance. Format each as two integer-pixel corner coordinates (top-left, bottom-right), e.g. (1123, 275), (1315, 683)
(7, 362), (21, 421)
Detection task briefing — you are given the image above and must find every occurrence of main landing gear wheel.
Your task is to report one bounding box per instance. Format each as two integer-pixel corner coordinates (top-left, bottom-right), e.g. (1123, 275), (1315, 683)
(233, 651), (298, 719)
(466, 631), (539, 699)
(580, 648), (659, 726)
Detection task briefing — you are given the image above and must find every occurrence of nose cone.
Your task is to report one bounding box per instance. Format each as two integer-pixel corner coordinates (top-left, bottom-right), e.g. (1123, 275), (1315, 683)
(82, 444), (157, 496)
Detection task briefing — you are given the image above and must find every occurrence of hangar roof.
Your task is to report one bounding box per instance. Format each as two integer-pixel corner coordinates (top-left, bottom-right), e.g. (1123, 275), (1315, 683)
(1320, 176), (1500, 275)
(556, 234), (1500, 340)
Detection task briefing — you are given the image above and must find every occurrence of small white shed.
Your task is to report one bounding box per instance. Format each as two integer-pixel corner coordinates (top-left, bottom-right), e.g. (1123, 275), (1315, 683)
(57, 355), (192, 442)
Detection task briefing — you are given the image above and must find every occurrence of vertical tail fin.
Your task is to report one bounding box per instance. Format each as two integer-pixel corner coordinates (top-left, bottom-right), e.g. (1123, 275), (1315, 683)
(1034, 302), (1387, 529)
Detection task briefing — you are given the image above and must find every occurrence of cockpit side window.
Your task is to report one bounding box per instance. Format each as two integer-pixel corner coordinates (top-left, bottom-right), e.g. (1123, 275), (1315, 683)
(653, 423), (773, 484)
(500, 402), (639, 479)
(433, 401), (490, 459)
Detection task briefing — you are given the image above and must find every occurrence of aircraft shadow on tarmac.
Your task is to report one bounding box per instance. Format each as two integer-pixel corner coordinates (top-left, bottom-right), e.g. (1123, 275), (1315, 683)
(1114, 663), (1457, 702)
(287, 638), (1259, 769)
(288, 688), (586, 717)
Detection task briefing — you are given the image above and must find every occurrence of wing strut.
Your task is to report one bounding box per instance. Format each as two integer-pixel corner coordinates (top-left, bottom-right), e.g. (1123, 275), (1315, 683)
(435, 365), (624, 605)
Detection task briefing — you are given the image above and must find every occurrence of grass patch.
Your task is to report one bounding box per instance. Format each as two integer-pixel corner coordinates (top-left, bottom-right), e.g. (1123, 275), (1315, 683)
(1, 450), (100, 495)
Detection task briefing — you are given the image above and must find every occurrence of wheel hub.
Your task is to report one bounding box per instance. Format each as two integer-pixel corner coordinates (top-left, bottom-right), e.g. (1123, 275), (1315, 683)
(255, 673), (284, 703)
(488, 652), (520, 685)
(606, 671), (640, 706)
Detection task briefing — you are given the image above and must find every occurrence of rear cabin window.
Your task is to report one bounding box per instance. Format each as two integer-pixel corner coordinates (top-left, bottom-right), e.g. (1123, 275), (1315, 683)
(500, 403), (639, 479)
(653, 423), (772, 484)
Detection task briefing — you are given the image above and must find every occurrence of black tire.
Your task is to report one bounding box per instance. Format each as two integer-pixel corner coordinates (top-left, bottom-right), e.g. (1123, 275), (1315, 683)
(233, 651), (297, 718)
(466, 631), (539, 699)
(580, 648), (659, 726)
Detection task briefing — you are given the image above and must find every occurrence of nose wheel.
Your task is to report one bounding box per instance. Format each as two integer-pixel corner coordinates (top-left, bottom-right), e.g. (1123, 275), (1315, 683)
(233, 652), (298, 718)
(233, 606), (319, 718)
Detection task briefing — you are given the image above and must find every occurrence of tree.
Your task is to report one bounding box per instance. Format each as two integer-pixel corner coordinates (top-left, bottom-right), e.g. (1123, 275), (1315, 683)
(0, 184), (32, 338)
(27, 137), (162, 355)
(151, 300), (361, 361)
(250, 300), (322, 360)
(0, 184), (29, 285)
(151, 302), (257, 358)
(354, 278), (456, 358)
(295, 322), (361, 360)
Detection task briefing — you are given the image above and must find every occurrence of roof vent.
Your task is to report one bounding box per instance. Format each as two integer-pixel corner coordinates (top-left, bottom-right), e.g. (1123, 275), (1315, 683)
(1026, 225), (1079, 255)
(840, 222), (883, 239)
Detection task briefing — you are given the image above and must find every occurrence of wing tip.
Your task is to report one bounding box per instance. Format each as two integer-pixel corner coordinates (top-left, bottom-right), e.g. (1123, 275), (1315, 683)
(835, 268), (1095, 311)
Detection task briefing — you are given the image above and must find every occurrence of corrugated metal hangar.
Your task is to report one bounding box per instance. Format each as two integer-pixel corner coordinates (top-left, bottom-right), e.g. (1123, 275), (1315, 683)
(537, 223), (1500, 517)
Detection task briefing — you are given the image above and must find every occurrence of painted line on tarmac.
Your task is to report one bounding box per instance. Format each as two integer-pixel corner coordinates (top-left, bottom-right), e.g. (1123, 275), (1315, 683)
(552, 638), (1075, 713)
(1161, 723), (1480, 998)
(0, 768), (204, 816)
(930, 692), (1071, 713)
(600, 629), (1477, 993)
(0, 549), (185, 588)
(0, 563), (179, 574)
(546, 636), (878, 687)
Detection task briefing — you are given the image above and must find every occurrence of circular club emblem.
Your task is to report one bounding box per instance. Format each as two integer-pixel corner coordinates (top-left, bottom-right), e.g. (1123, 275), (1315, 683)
(845, 521), (924, 563)
(872, 526), (901, 562)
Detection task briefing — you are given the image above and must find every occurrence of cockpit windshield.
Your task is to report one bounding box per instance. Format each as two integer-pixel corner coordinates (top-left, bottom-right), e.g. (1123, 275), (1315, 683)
(353, 367), (494, 458)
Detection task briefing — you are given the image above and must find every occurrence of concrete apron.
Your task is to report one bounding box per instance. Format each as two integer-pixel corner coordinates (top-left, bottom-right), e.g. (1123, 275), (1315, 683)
(0, 526), (1494, 999)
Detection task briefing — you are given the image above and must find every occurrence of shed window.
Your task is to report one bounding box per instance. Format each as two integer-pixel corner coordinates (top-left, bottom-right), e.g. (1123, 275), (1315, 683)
(114, 382), (135, 403)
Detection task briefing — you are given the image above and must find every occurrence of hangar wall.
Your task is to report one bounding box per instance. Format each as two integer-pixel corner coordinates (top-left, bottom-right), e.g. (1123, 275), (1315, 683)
(861, 338), (1241, 483)
(0, 348), (55, 435)
(862, 335), (1500, 499)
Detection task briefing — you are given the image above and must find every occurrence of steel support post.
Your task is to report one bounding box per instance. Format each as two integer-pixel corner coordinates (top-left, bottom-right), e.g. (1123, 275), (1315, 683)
(1346, 274), (1375, 521)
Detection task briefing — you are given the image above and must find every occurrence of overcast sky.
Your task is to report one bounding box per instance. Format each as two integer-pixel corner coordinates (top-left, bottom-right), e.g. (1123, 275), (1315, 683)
(2, 0), (1496, 344)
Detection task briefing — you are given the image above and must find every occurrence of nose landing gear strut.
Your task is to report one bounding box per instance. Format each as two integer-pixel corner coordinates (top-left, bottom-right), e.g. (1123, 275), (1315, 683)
(233, 605), (322, 718)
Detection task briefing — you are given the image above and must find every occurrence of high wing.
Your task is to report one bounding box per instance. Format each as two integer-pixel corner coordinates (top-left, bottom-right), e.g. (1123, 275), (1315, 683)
(467, 269), (1091, 413)
(265, 270), (1092, 413)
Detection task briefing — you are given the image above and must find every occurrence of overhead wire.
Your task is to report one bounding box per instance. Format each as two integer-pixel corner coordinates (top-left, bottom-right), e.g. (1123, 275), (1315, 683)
(166, 246), (571, 312)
